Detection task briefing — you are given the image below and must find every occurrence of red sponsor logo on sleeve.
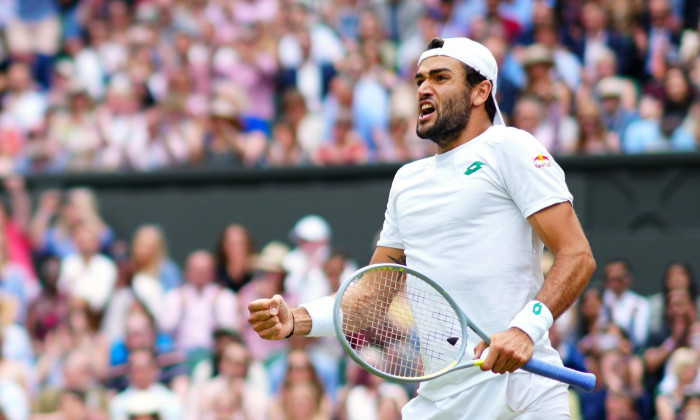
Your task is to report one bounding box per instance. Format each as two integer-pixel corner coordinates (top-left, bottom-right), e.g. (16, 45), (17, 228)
(533, 154), (552, 168)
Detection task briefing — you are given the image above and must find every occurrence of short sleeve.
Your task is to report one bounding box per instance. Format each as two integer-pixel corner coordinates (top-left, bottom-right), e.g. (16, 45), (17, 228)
(495, 129), (573, 218)
(376, 176), (404, 249)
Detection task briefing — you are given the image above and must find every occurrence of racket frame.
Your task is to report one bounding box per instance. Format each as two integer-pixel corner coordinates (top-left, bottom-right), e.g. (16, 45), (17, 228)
(334, 263), (483, 382)
(333, 263), (597, 392)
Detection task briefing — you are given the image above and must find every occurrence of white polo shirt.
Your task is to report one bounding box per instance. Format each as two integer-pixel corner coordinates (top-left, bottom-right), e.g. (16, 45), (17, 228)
(377, 125), (573, 400)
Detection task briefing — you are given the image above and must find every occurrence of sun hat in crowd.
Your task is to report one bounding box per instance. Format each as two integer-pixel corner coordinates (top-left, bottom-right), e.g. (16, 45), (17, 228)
(521, 43), (555, 68)
(253, 241), (290, 273)
(597, 77), (625, 99)
(418, 37), (505, 126)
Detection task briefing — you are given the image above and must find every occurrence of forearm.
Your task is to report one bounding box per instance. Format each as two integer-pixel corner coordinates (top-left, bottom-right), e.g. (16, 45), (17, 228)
(536, 248), (596, 319)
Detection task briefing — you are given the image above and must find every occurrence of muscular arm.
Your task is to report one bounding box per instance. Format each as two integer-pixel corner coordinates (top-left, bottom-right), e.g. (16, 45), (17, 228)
(529, 201), (596, 319)
(478, 201), (595, 374)
(249, 246), (405, 339)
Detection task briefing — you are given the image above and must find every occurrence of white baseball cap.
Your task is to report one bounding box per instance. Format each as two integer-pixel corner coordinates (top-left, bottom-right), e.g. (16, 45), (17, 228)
(291, 215), (331, 243)
(418, 37), (505, 126)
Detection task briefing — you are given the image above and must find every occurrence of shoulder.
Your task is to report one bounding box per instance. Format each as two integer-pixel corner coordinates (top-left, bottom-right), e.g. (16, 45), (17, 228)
(393, 156), (434, 181)
(482, 126), (553, 162)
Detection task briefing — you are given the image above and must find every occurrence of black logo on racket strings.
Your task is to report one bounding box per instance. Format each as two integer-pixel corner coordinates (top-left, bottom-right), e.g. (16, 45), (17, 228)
(447, 337), (459, 346)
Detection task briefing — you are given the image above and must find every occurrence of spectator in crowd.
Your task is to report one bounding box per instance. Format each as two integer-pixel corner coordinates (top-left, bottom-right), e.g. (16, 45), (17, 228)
(644, 288), (697, 394)
(655, 347), (700, 420)
(94, 75), (150, 172)
(26, 257), (68, 353)
(566, 1), (637, 78)
(314, 109), (369, 166)
(106, 305), (186, 394)
(596, 77), (639, 144)
(0, 233), (32, 324)
(519, 43), (577, 153)
(33, 350), (110, 418)
(2, 62), (48, 135)
(511, 95), (577, 155)
(636, 0), (683, 80)
(266, 120), (308, 166)
(283, 215), (333, 304)
(648, 261), (698, 339)
(269, 350), (333, 420)
(109, 349), (183, 420)
(130, 225), (181, 293)
(185, 340), (268, 420)
(47, 83), (102, 172)
(213, 224), (255, 293)
(572, 98), (621, 155)
(602, 259), (651, 350)
(159, 250), (239, 365)
(195, 97), (266, 168)
(29, 188), (114, 259)
(36, 299), (109, 386)
(623, 94), (697, 153)
(57, 224), (117, 314)
(0, 178), (33, 279)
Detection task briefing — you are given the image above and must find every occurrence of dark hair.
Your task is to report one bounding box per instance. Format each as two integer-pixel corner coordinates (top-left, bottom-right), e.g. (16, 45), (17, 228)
(423, 37), (497, 123)
(603, 258), (633, 279)
(661, 261), (697, 302)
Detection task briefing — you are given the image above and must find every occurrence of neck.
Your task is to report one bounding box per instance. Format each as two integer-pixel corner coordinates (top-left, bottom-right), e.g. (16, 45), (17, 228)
(437, 113), (493, 154)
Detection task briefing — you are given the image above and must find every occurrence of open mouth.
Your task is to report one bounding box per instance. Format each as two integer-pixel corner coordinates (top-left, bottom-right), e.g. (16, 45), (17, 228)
(418, 102), (436, 122)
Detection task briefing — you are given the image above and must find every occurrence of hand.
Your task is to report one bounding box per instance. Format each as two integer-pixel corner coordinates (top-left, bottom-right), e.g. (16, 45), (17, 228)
(473, 328), (534, 374)
(247, 294), (294, 340)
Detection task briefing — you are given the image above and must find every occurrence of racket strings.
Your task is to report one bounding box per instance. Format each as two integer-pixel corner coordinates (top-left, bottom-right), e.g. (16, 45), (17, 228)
(340, 268), (463, 379)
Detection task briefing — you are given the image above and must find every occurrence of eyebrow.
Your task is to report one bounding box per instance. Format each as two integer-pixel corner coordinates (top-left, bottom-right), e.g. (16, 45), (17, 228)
(414, 68), (454, 81)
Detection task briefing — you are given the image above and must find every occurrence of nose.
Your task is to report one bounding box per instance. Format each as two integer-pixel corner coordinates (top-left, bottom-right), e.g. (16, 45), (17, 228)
(417, 80), (433, 100)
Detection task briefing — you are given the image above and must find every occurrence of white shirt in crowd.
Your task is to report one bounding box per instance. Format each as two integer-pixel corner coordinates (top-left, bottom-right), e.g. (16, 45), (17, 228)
(110, 384), (183, 420)
(603, 288), (651, 348)
(159, 284), (239, 351)
(58, 253), (117, 311)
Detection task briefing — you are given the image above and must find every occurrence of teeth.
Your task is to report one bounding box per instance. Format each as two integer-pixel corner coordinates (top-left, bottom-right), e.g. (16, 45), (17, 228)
(421, 104), (433, 111)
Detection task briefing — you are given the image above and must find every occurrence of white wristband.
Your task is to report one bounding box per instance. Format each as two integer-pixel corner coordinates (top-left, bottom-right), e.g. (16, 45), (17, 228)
(507, 300), (554, 344)
(299, 296), (336, 337)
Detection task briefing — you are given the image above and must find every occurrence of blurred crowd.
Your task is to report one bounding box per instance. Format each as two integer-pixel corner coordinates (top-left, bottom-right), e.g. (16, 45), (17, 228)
(0, 0), (698, 175)
(0, 178), (695, 420)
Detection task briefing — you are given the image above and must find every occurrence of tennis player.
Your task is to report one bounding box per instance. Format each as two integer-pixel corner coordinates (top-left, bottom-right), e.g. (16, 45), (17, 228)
(248, 37), (596, 419)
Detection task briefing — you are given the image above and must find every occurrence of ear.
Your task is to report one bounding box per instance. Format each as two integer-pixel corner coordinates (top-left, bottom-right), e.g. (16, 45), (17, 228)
(471, 80), (492, 107)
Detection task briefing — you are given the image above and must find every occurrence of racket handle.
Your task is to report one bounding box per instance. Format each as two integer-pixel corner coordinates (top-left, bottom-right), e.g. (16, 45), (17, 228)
(522, 358), (596, 392)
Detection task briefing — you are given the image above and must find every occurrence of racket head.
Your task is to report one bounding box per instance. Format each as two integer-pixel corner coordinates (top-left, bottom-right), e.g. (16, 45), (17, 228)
(333, 263), (468, 383)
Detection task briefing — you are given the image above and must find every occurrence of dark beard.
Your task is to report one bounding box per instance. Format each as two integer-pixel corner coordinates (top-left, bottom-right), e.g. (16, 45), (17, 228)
(416, 88), (472, 148)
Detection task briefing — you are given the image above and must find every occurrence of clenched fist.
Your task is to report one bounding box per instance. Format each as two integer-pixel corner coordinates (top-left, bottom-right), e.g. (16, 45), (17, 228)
(248, 294), (294, 340)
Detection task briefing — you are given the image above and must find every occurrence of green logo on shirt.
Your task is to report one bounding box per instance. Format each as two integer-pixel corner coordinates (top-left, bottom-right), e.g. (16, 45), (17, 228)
(465, 161), (486, 175)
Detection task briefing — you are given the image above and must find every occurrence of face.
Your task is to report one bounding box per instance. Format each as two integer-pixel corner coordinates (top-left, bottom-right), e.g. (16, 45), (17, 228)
(224, 225), (248, 252)
(604, 262), (631, 295)
(75, 225), (100, 255)
(219, 342), (249, 379)
(286, 350), (314, 383)
(513, 99), (541, 133)
(128, 350), (158, 390)
(284, 384), (320, 420)
(665, 69), (689, 103)
(415, 56), (473, 148)
(132, 227), (162, 265)
(185, 252), (215, 288)
(666, 264), (691, 291)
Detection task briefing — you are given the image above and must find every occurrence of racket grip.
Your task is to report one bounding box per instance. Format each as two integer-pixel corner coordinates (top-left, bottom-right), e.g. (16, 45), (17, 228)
(522, 358), (596, 392)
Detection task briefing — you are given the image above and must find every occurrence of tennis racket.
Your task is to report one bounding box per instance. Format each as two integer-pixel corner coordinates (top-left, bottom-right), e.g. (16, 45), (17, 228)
(333, 263), (596, 392)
